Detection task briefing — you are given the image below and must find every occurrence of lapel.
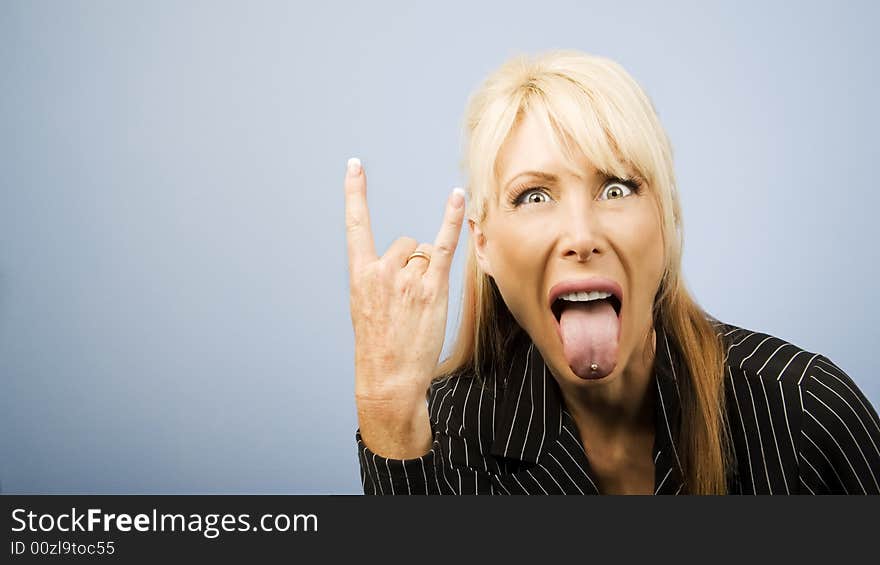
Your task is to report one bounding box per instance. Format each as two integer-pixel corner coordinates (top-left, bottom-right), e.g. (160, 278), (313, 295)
(651, 325), (686, 494)
(489, 323), (687, 495)
(489, 332), (563, 464)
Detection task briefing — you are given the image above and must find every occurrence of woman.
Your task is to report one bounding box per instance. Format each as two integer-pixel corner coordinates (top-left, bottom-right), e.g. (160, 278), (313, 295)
(344, 50), (880, 494)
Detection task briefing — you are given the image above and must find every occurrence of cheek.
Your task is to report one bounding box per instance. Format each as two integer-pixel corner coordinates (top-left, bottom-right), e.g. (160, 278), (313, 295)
(623, 206), (666, 291)
(487, 222), (550, 317)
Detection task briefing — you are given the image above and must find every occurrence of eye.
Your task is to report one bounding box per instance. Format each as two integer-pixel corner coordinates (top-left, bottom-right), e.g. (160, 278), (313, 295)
(511, 187), (552, 207)
(599, 178), (640, 200)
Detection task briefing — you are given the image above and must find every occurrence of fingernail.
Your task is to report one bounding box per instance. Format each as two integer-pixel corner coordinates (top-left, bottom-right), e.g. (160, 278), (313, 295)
(347, 157), (362, 176)
(451, 187), (466, 209)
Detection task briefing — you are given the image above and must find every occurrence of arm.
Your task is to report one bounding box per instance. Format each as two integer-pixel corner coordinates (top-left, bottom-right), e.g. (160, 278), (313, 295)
(798, 355), (880, 494)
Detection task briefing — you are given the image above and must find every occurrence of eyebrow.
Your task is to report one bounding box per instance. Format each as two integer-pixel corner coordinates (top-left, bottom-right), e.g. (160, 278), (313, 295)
(503, 167), (644, 192)
(502, 171), (568, 191)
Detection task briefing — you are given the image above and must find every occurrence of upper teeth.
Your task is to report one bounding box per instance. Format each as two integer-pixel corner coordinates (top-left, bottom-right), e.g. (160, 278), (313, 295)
(559, 291), (613, 302)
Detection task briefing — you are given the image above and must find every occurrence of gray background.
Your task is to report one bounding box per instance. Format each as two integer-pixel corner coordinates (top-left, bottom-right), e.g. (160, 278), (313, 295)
(1, 0), (877, 494)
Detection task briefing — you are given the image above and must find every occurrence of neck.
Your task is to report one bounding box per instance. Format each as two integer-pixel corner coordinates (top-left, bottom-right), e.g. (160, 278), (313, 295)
(558, 326), (657, 440)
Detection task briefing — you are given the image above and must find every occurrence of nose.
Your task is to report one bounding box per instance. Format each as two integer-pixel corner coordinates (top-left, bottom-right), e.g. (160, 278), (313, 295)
(559, 201), (601, 263)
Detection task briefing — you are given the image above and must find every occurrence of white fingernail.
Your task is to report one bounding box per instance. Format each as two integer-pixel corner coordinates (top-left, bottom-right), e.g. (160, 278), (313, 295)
(451, 187), (466, 208)
(347, 157), (362, 176)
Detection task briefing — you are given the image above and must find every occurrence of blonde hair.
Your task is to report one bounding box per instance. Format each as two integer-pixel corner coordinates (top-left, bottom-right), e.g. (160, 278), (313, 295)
(436, 49), (732, 495)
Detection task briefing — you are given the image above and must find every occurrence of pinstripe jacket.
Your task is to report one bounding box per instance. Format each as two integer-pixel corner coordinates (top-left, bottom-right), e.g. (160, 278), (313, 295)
(355, 320), (880, 494)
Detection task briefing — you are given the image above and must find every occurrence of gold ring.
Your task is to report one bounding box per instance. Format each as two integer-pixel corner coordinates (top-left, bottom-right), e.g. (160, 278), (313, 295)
(406, 251), (431, 266)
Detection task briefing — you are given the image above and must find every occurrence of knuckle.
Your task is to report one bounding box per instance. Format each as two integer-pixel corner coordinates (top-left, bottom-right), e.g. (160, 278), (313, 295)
(419, 284), (439, 303)
(395, 270), (418, 289)
(377, 258), (396, 277)
(345, 216), (363, 232)
(434, 243), (453, 257)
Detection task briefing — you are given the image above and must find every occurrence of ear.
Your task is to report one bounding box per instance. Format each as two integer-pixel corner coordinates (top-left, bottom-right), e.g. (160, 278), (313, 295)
(468, 218), (494, 278)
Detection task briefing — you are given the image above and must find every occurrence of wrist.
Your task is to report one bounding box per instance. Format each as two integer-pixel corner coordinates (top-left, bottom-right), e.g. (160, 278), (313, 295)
(357, 401), (432, 459)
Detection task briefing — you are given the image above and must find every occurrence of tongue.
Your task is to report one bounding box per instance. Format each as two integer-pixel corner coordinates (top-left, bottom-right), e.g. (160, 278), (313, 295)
(558, 300), (620, 379)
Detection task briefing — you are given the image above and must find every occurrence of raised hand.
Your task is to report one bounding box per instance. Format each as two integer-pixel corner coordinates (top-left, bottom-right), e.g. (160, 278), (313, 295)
(344, 157), (466, 458)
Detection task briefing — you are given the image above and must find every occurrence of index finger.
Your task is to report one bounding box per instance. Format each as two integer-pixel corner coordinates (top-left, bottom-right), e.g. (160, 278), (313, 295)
(426, 187), (466, 283)
(344, 157), (377, 271)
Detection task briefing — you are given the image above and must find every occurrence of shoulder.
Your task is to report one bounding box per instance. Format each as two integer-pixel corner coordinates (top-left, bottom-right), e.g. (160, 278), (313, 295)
(799, 353), (880, 456)
(713, 319), (880, 478)
(712, 320), (820, 390)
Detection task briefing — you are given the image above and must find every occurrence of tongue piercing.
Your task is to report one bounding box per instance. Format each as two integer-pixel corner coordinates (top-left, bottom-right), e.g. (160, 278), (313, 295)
(590, 363), (599, 372)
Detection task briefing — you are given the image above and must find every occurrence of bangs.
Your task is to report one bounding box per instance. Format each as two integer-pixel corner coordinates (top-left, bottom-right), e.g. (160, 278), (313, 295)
(519, 78), (653, 186)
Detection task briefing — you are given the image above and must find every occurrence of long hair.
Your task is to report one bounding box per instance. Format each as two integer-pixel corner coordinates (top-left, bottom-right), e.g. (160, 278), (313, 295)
(435, 50), (732, 494)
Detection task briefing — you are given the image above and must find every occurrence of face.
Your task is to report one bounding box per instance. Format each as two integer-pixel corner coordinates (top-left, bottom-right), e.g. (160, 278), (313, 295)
(469, 110), (666, 389)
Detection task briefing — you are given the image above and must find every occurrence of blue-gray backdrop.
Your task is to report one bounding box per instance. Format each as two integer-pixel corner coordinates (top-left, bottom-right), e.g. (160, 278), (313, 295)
(1, 0), (877, 493)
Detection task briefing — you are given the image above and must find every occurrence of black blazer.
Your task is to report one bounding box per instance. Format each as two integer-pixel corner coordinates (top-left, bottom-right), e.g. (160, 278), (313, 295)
(355, 319), (880, 494)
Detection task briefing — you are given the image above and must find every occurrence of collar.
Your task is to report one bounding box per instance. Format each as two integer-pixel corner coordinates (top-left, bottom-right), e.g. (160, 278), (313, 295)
(489, 323), (686, 492)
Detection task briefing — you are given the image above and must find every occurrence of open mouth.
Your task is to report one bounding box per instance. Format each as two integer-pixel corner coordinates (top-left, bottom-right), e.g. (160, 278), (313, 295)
(551, 292), (622, 323)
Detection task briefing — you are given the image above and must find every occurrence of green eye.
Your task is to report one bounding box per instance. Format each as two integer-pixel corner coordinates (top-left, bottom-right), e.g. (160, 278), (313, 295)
(524, 190), (549, 204)
(600, 179), (638, 200)
(512, 187), (551, 206)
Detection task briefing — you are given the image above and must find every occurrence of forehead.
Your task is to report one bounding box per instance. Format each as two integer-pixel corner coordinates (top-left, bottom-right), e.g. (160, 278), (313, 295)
(495, 111), (591, 189)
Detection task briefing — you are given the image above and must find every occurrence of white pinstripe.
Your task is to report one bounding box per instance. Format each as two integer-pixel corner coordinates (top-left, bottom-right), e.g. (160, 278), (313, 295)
(494, 478), (511, 495)
(419, 456), (428, 495)
(756, 342), (790, 375)
(805, 409), (866, 494)
(778, 380), (798, 482)
(728, 367), (756, 494)
(775, 349), (805, 382)
(662, 330), (682, 400)
(462, 377), (474, 432)
(510, 473), (529, 494)
(535, 362), (548, 462)
(477, 376), (489, 473)
(536, 464), (565, 493)
(739, 336), (774, 370)
(799, 476), (816, 495)
(548, 452), (584, 494)
(437, 438), (456, 494)
(655, 468), (672, 494)
(525, 469), (549, 494)
(431, 377), (455, 425)
(806, 387), (879, 491)
(814, 364), (880, 434)
(503, 343), (532, 458)
(429, 376), (454, 415)
(443, 377), (461, 435)
(759, 375), (790, 494)
(797, 353), (821, 386)
(399, 456), (409, 495)
(802, 431), (849, 494)
(372, 453), (384, 495)
(492, 367), (498, 442)
(743, 372), (773, 493)
(520, 344), (536, 460)
(655, 374), (683, 473)
(728, 332), (758, 352)
(799, 452), (831, 492)
(561, 427), (599, 492)
(358, 447), (366, 491)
